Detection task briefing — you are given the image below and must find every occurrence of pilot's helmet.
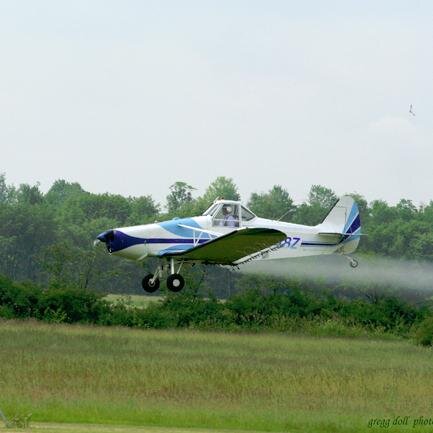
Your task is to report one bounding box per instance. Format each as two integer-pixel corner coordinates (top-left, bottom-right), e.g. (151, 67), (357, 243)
(223, 205), (232, 214)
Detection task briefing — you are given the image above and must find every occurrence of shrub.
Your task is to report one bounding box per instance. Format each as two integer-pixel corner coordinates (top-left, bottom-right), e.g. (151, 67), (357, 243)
(37, 287), (104, 323)
(0, 275), (109, 323)
(160, 292), (226, 327)
(0, 276), (40, 317)
(0, 274), (430, 342)
(415, 316), (433, 346)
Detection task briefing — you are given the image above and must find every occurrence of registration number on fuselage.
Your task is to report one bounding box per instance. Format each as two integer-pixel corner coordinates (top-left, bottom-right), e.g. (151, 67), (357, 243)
(279, 237), (302, 249)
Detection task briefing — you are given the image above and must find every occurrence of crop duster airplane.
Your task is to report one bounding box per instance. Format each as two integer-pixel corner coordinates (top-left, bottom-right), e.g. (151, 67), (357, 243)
(95, 196), (361, 292)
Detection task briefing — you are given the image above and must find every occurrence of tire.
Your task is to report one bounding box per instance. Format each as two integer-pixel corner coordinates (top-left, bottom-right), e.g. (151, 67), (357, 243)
(142, 274), (160, 293)
(350, 258), (359, 268)
(167, 274), (185, 292)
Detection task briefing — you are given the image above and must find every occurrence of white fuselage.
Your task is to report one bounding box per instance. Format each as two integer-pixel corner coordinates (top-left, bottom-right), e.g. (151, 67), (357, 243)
(108, 214), (359, 264)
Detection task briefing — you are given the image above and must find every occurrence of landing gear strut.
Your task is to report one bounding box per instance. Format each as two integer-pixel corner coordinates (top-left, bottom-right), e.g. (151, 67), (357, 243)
(141, 259), (185, 293)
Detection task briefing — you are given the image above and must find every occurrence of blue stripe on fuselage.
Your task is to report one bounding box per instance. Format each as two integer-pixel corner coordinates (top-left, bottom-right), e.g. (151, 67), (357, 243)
(159, 218), (213, 239)
(107, 230), (211, 253)
(146, 238), (209, 244)
(157, 245), (193, 256)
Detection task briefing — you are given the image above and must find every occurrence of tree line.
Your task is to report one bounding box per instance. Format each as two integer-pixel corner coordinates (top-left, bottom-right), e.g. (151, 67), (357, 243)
(1, 173), (433, 297)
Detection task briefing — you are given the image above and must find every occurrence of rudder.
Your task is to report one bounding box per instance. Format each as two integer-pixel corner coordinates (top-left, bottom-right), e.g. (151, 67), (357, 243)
(318, 196), (361, 253)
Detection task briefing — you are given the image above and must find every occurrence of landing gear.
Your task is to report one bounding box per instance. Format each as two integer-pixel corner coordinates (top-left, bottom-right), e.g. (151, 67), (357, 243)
(167, 273), (185, 292)
(141, 259), (186, 293)
(349, 258), (359, 268)
(165, 258), (185, 292)
(142, 274), (160, 292)
(343, 255), (359, 268)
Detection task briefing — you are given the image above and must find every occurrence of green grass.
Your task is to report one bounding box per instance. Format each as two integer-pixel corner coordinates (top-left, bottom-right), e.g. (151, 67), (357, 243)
(1, 320), (433, 433)
(0, 422), (271, 433)
(104, 294), (163, 308)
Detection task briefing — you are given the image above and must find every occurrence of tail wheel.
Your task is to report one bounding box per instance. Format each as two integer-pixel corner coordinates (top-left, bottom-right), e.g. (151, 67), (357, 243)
(349, 258), (359, 268)
(167, 274), (185, 292)
(142, 274), (160, 293)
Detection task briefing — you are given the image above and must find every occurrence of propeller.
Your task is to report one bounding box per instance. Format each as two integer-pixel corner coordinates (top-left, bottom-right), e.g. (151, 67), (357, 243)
(94, 230), (115, 252)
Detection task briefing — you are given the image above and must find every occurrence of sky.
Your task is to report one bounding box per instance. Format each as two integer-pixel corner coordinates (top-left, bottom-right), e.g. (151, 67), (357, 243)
(1, 1), (432, 206)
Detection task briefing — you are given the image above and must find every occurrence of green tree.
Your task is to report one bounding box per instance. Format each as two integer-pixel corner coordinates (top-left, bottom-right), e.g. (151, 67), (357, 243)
(308, 185), (337, 209)
(60, 193), (131, 226)
(45, 179), (84, 206)
(0, 173), (16, 204)
(203, 177), (240, 202)
(420, 201), (433, 225)
(293, 185), (338, 225)
(166, 181), (195, 214)
(128, 195), (159, 225)
(0, 203), (57, 280)
(396, 199), (417, 222)
(17, 183), (44, 205)
(369, 200), (397, 225)
(248, 185), (296, 220)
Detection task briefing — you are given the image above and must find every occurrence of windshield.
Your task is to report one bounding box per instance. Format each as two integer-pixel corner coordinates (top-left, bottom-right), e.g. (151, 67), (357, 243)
(203, 203), (219, 216)
(241, 206), (256, 221)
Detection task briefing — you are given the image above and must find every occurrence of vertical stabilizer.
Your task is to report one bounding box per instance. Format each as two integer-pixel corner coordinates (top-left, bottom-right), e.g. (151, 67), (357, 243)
(318, 195), (361, 253)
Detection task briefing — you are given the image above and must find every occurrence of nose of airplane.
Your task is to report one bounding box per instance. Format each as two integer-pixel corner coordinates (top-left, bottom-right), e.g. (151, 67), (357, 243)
(95, 227), (149, 259)
(97, 230), (114, 243)
(96, 229), (116, 252)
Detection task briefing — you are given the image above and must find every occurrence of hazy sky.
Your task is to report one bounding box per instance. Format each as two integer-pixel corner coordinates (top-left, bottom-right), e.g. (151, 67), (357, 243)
(1, 1), (432, 206)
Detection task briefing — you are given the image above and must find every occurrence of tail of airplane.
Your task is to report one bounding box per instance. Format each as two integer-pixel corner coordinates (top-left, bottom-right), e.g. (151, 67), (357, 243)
(317, 195), (361, 254)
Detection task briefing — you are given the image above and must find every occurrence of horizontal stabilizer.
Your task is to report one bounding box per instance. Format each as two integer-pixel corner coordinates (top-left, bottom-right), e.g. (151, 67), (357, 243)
(319, 232), (366, 237)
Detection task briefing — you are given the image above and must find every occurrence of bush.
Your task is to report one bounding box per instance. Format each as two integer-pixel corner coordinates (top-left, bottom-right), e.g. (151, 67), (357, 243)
(37, 287), (105, 323)
(415, 317), (433, 346)
(0, 274), (431, 342)
(158, 292), (227, 327)
(0, 275), (109, 324)
(0, 276), (40, 317)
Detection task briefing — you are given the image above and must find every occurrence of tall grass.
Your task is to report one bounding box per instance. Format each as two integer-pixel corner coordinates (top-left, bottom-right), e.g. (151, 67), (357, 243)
(1, 320), (433, 432)
(104, 294), (163, 309)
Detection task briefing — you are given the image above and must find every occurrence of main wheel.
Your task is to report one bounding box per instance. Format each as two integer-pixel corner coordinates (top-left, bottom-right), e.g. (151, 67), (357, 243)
(166, 274), (185, 292)
(142, 274), (160, 293)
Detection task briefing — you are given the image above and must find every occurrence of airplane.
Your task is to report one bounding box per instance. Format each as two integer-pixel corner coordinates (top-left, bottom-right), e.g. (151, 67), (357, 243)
(95, 195), (361, 292)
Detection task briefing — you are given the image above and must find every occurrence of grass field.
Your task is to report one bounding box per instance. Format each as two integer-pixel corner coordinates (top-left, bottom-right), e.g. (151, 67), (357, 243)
(104, 294), (163, 308)
(1, 320), (433, 433)
(0, 422), (270, 433)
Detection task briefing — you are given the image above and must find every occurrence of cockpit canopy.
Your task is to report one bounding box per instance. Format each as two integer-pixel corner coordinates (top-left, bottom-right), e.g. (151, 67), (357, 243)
(203, 200), (256, 228)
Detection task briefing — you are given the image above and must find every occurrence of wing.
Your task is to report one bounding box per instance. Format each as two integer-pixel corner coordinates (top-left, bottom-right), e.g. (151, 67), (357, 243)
(160, 227), (286, 265)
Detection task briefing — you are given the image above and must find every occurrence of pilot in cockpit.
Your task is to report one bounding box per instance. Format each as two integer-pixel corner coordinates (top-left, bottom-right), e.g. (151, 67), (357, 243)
(222, 205), (238, 227)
